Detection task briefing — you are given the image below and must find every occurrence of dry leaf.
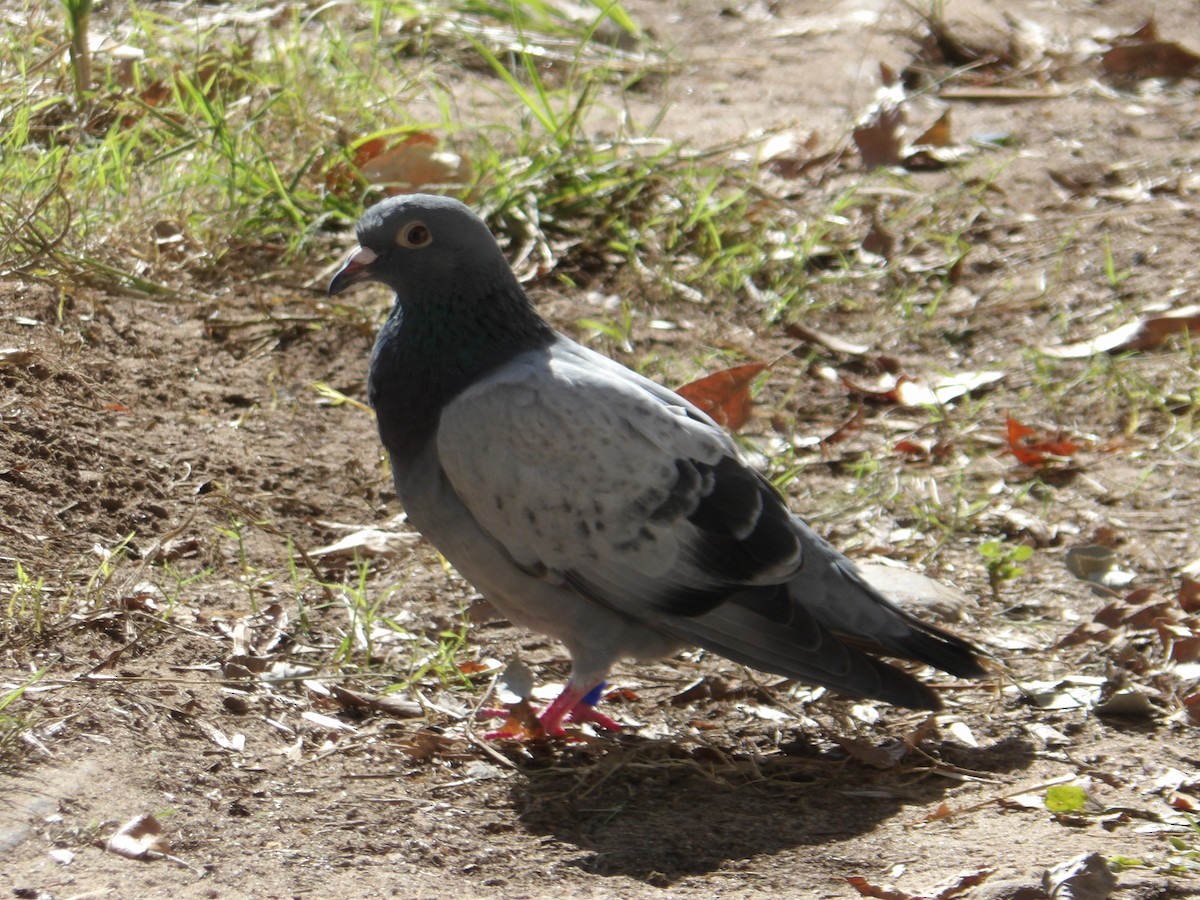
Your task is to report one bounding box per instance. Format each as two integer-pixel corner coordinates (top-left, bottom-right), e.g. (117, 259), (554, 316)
(1064, 544), (1135, 590)
(1042, 853), (1116, 900)
(784, 321), (871, 356)
(926, 802), (954, 821)
(932, 370), (1004, 403)
(107, 814), (170, 859)
(330, 685), (422, 718)
(913, 109), (953, 148)
(487, 698), (547, 741)
(853, 100), (905, 169)
(842, 373), (931, 405)
(397, 729), (460, 761)
(1180, 577), (1200, 613)
(495, 656), (534, 705)
(361, 133), (471, 194)
(846, 875), (917, 900)
(308, 527), (419, 559)
(1040, 304), (1200, 358)
(760, 130), (835, 179)
(301, 710), (357, 733)
(676, 362), (770, 431)
(834, 735), (910, 769)
(1006, 417), (1079, 466)
(1103, 39), (1200, 80)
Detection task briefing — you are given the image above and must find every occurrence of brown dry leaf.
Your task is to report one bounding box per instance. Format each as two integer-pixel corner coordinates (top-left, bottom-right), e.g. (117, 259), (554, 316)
(308, 526), (419, 559)
(929, 870), (994, 899)
(1103, 35), (1200, 79)
(1042, 853), (1117, 900)
(1053, 622), (1117, 648)
(853, 99), (905, 169)
(784, 321), (872, 355)
(0, 348), (38, 367)
(676, 362), (770, 431)
(1169, 791), (1199, 811)
(1170, 635), (1200, 663)
(853, 63), (907, 169)
(846, 875), (919, 900)
(822, 408), (865, 445)
(107, 813), (170, 859)
(361, 133), (471, 195)
(487, 699), (547, 741)
(926, 801), (954, 822)
(913, 110), (953, 148)
(1185, 693), (1200, 726)
(1040, 304), (1200, 358)
(397, 729), (461, 762)
(1179, 576), (1200, 613)
(862, 213), (896, 259)
(760, 130), (835, 179)
(1124, 596), (1174, 630)
(834, 735), (910, 769)
(330, 685), (422, 719)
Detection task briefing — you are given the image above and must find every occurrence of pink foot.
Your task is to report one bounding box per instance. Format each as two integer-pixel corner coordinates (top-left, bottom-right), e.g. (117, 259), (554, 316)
(482, 682), (621, 740)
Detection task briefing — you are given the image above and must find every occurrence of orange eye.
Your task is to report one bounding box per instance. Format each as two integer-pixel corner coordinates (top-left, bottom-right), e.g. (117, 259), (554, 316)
(397, 221), (432, 248)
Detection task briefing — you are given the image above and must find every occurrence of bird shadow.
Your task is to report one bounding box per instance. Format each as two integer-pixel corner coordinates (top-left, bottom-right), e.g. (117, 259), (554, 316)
(506, 734), (1037, 885)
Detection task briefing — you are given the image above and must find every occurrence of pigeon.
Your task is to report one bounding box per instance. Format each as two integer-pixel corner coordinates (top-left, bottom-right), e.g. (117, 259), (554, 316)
(329, 194), (984, 737)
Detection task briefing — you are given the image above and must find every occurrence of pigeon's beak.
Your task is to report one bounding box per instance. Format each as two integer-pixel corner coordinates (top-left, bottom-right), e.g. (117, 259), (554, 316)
(327, 245), (379, 296)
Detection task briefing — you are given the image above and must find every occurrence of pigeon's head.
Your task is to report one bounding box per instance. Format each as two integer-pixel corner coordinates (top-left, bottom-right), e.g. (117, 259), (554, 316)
(328, 194), (510, 302)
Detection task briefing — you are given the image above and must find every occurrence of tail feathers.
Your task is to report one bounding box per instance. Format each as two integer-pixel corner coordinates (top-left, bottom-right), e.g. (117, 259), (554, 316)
(656, 548), (984, 710)
(662, 590), (949, 710)
(802, 554), (985, 679)
(837, 613), (985, 680)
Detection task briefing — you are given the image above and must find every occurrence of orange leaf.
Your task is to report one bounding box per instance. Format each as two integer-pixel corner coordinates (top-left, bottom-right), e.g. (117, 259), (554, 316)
(360, 133), (470, 196)
(676, 362), (769, 431)
(926, 801), (954, 821)
(1005, 417), (1079, 466)
(894, 439), (929, 457)
(1169, 791), (1198, 811)
(488, 700), (546, 741)
(845, 875), (915, 900)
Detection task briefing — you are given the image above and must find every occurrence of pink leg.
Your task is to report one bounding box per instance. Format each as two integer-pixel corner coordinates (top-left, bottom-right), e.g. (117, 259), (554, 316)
(540, 681), (623, 736)
(483, 681), (623, 739)
(537, 682), (589, 736)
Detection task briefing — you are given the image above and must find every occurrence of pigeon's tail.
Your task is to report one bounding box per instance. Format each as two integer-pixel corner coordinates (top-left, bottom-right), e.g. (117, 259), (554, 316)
(793, 541), (986, 681)
(659, 537), (984, 711)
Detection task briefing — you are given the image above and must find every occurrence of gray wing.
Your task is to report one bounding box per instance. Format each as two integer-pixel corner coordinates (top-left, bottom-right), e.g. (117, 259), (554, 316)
(436, 340), (807, 621)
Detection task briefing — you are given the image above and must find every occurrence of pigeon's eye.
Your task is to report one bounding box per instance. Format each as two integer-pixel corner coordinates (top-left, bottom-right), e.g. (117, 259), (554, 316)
(397, 221), (432, 249)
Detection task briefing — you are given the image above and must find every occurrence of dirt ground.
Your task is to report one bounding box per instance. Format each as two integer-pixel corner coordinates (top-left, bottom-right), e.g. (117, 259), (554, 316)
(3, 0), (1200, 897)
